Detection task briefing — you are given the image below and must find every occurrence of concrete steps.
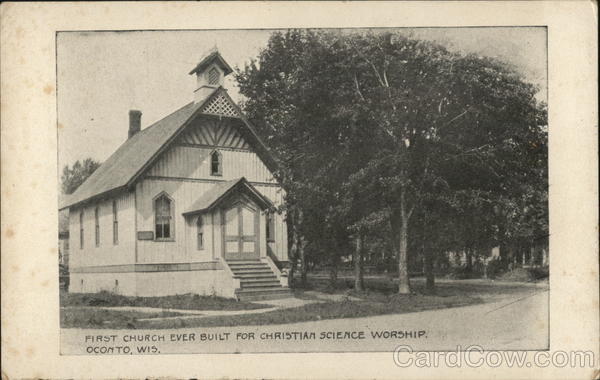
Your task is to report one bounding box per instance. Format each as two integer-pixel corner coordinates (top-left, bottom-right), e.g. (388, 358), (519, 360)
(227, 260), (292, 301)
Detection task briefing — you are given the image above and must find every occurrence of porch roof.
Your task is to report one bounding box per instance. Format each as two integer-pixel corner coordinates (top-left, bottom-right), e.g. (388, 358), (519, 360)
(182, 177), (274, 216)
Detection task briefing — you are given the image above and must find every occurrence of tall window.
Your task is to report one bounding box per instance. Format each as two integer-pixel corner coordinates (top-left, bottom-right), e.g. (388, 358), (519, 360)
(94, 206), (100, 247)
(112, 200), (118, 245)
(208, 67), (219, 85)
(210, 150), (222, 176)
(79, 210), (84, 249)
(266, 213), (275, 242)
(197, 216), (204, 250)
(155, 194), (173, 239)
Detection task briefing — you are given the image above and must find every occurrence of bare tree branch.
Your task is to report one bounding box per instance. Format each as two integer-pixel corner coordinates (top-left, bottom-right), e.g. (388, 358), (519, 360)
(440, 108), (469, 129)
(353, 73), (365, 101)
(348, 39), (386, 87)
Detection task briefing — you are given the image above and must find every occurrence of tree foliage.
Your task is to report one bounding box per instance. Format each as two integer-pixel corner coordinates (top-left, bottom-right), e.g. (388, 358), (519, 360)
(61, 158), (101, 195)
(236, 30), (548, 292)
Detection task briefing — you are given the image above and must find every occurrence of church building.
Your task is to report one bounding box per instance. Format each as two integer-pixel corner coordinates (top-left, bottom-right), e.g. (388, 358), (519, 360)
(60, 50), (290, 300)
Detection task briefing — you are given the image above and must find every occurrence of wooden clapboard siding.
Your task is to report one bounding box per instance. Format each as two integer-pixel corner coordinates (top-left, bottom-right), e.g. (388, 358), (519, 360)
(136, 114), (287, 264)
(135, 178), (288, 264)
(146, 145), (276, 184)
(69, 191), (136, 269)
(135, 178), (219, 264)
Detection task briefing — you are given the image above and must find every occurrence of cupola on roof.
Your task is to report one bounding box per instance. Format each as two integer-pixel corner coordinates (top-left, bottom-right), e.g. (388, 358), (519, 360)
(59, 49), (278, 210)
(190, 48), (234, 103)
(189, 49), (234, 76)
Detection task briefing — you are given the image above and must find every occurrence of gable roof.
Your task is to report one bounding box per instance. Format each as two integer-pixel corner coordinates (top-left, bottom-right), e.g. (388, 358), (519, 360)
(60, 88), (278, 210)
(183, 177), (274, 216)
(189, 50), (234, 76)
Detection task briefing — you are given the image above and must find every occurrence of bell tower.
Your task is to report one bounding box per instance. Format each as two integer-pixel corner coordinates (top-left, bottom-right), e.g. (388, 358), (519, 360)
(189, 48), (234, 103)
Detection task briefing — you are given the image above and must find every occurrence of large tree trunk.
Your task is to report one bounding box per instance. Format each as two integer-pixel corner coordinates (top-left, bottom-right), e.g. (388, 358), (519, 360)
(421, 213), (435, 292)
(542, 247), (548, 266)
(398, 216), (410, 294)
(465, 248), (473, 273)
(353, 235), (365, 292)
(297, 210), (308, 287)
(287, 213), (299, 288)
(299, 242), (307, 286)
(287, 254), (297, 288)
(391, 188), (411, 295)
(506, 245), (514, 271)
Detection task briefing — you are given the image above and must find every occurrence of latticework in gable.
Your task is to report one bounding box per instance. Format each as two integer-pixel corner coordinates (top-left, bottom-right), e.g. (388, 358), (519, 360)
(201, 93), (240, 118)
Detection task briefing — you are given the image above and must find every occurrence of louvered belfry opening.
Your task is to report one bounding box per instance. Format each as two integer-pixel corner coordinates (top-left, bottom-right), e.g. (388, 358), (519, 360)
(190, 49), (234, 104)
(208, 67), (220, 85)
(202, 93), (239, 118)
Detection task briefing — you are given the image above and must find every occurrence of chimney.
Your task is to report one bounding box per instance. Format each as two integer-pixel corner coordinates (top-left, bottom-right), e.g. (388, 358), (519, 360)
(128, 110), (142, 138)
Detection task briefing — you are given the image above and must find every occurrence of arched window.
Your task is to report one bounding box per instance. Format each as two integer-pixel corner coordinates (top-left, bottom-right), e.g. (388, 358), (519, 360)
(79, 210), (84, 249)
(210, 150), (222, 176)
(154, 194), (173, 239)
(208, 67), (220, 85)
(94, 206), (100, 247)
(196, 216), (204, 250)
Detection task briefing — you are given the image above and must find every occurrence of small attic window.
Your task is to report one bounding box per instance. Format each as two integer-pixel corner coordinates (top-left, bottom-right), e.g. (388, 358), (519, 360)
(210, 150), (222, 176)
(208, 67), (220, 85)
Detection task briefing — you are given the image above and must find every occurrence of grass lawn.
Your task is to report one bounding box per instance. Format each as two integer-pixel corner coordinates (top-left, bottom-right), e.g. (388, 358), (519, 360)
(138, 291), (482, 329)
(298, 274), (542, 300)
(60, 290), (269, 311)
(59, 276), (544, 330)
(60, 280), (489, 329)
(60, 307), (186, 329)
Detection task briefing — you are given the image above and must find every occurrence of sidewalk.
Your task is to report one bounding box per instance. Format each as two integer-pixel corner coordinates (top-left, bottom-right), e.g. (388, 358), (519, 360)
(137, 292), (363, 321)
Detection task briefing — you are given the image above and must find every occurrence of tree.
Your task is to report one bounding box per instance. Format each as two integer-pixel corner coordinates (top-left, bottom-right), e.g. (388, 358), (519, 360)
(236, 30), (375, 288)
(341, 34), (546, 294)
(237, 30), (547, 295)
(61, 158), (101, 195)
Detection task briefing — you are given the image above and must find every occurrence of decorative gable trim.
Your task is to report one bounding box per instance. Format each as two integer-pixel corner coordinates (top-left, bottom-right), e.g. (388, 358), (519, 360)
(178, 117), (251, 150)
(182, 177), (274, 217)
(201, 92), (240, 118)
(60, 82), (280, 211)
(127, 87), (278, 192)
(125, 89), (219, 189)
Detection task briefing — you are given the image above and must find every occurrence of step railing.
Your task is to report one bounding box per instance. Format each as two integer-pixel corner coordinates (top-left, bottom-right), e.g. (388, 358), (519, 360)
(261, 255), (288, 287)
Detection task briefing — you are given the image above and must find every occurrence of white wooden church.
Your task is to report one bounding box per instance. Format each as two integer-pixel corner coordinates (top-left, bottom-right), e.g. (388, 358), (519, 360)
(60, 50), (290, 300)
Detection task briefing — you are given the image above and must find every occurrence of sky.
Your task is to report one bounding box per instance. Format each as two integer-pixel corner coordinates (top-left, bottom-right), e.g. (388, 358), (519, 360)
(57, 28), (547, 171)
